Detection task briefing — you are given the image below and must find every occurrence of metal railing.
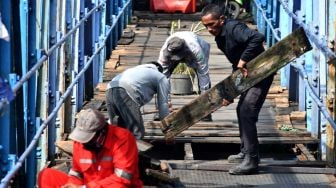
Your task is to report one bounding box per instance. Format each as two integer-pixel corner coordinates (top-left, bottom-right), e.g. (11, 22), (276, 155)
(0, 0), (131, 187)
(253, 0), (336, 129)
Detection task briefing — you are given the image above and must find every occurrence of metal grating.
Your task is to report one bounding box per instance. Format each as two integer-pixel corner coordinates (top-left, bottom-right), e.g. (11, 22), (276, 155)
(168, 169), (333, 188)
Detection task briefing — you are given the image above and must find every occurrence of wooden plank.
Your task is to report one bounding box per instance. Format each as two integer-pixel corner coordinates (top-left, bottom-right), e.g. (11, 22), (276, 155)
(290, 111), (306, 121)
(295, 144), (316, 161)
(143, 136), (319, 144)
(144, 129), (312, 137)
(160, 27), (312, 140)
(275, 106), (291, 115)
(274, 97), (289, 107)
(145, 169), (180, 183)
(136, 139), (154, 152)
(326, 58), (336, 164)
(56, 139), (154, 155)
(82, 99), (105, 111)
(184, 142), (194, 160)
(268, 85), (286, 94)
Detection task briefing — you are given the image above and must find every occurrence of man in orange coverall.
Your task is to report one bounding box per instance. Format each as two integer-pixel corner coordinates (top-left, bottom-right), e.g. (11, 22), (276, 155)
(38, 108), (143, 188)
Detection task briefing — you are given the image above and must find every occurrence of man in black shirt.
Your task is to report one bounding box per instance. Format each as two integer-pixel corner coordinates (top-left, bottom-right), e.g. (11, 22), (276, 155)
(201, 4), (274, 175)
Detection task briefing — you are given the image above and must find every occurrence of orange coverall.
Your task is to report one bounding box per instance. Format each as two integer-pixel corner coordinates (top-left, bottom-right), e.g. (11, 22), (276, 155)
(38, 125), (143, 188)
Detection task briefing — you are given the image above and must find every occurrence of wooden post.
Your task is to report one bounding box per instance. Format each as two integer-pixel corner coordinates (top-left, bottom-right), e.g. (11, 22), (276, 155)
(326, 58), (336, 165)
(160, 27), (312, 140)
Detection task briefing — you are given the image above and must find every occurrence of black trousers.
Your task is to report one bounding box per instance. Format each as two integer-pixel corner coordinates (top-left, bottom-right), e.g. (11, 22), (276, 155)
(237, 74), (274, 155)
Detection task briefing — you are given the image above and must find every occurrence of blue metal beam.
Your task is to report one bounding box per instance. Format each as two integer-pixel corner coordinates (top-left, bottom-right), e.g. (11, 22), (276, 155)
(287, 0), (301, 102)
(84, 0), (95, 100)
(105, 0), (114, 58)
(77, 0), (85, 110)
(279, 0), (292, 88)
(20, 0), (38, 187)
(0, 0), (132, 186)
(0, 0), (13, 181)
(48, 0), (58, 162)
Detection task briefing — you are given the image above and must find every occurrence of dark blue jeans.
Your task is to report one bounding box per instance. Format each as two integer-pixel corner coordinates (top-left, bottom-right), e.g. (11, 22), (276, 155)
(106, 88), (144, 139)
(237, 74), (274, 155)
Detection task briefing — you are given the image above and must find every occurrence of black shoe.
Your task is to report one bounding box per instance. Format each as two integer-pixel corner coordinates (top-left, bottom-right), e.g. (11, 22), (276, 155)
(153, 113), (160, 121)
(229, 154), (259, 175)
(200, 114), (212, 122)
(227, 152), (245, 163)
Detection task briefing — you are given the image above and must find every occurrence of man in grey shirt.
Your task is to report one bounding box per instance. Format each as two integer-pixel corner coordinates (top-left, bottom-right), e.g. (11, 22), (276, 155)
(157, 31), (213, 121)
(106, 62), (171, 139)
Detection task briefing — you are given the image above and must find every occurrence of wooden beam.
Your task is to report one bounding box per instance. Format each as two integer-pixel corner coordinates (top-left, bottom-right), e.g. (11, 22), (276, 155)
(56, 139), (154, 156)
(184, 136), (194, 160)
(144, 136), (319, 144)
(327, 58), (336, 164)
(159, 27), (312, 140)
(145, 169), (180, 183)
(144, 128), (312, 137)
(295, 144), (316, 161)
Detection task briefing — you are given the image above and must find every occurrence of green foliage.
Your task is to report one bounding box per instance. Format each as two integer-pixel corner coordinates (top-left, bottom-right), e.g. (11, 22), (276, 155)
(172, 63), (195, 76)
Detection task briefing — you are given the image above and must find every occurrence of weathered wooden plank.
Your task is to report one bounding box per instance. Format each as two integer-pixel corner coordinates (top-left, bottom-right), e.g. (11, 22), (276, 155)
(290, 111), (306, 121)
(184, 142), (194, 160)
(82, 99), (105, 111)
(326, 58), (336, 164)
(144, 129), (312, 137)
(56, 139), (154, 155)
(160, 27), (312, 140)
(143, 136), (319, 144)
(274, 97), (289, 107)
(268, 85), (286, 94)
(295, 144), (316, 161)
(145, 169), (180, 183)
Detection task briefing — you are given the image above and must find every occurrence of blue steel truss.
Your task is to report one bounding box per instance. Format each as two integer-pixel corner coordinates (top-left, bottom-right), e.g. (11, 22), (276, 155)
(252, 0), (336, 160)
(0, 0), (335, 187)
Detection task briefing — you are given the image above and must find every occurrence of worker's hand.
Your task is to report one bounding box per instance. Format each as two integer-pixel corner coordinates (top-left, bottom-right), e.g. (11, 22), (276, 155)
(168, 102), (173, 112)
(61, 183), (83, 188)
(222, 99), (233, 106)
(237, 59), (248, 78)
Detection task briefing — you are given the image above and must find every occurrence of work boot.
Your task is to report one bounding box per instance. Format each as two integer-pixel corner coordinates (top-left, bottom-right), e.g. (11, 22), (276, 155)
(200, 114), (212, 122)
(227, 152), (245, 163)
(153, 113), (160, 121)
(229, 154), (259, 175)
